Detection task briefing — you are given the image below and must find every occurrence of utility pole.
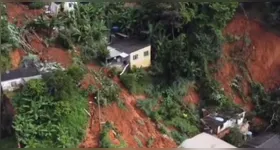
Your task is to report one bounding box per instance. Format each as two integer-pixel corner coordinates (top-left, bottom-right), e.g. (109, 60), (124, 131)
(97, 90), (101, 129)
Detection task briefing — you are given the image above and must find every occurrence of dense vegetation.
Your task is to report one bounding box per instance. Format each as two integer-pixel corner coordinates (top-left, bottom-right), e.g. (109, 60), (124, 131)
(12, 66), (88, 148)
(4, 1), (280, 148)
(0, 3), (20, 72)
(223, 127), (245, 147)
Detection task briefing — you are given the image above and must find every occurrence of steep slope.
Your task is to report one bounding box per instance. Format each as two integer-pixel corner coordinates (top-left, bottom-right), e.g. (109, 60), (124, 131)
(216, 14), (280, 111)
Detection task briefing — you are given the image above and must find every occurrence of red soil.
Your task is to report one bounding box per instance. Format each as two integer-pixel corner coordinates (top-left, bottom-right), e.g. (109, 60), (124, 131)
(6, 3), (44, 27)
(10, 49), (26, 70)
(215, 14), (280, 112)
(28, 34), (72, 68)
(80, 64), (177, 148)
(184, 88), (200, 105)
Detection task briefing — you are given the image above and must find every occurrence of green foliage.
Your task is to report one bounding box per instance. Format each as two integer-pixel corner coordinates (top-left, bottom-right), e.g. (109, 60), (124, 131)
(100, 122), (127, 148)
(89, 69), (122, 107)
(26, 3), (109, 63)
(28, 2), (46, 9)
(0, 4), (21, 72)
(250, 82), (280, 124)
(120, 67), (151, 94)
(223, 127), (245, 147)
(134, 136), (143, 147)
(137, 81), (199, 144)
(147, 137), (155, 148)
(13, 67), (88, 148)
(66, 65), (86, 83)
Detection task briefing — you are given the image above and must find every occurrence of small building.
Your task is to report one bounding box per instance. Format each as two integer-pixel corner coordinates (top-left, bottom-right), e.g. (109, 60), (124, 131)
(47, 2), (77, 15)
(106, 35), (151, 70)
(201, 107), (247, 136)
(1, 66), (42, 91)
(242, 132), (280, 148)
(178, 132), (236, 148)
(61, 2), (77, 12)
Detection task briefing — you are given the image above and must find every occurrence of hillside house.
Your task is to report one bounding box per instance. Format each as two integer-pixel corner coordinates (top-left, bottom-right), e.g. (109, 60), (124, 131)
(178, 132), (236, 148)
(47, 2), (77, 15)
(201, 107), (247, 136)
(1, 65), (41, 91)
(1, 61), (64, 92)
(106, 34), (151, 70)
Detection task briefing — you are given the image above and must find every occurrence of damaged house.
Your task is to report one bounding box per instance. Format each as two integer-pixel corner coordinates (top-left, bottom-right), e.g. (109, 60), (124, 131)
(201, 107), (249, 137)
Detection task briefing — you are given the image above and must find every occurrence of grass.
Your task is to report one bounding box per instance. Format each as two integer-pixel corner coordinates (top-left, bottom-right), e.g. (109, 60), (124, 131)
(134, 136), (143, 148)
(147, 137), (155, 148)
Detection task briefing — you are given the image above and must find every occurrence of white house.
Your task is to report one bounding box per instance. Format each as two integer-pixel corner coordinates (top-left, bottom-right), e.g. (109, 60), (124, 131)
(1, 61), (65, 92)
(178, 132), (236, 148)
(201, 108), (247, 135)
(1, 66), (42, 91)
(106, 34), (151, 71)
(47, 2), (77, 15)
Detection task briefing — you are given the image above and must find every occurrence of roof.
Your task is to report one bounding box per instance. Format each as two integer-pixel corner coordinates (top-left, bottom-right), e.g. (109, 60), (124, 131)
(242, 132), (280, 148)
(179, 132), (236, 148)
(109, 36), (150, 54)
(202, 115), (225, 129)
(1, 66), (40, 82)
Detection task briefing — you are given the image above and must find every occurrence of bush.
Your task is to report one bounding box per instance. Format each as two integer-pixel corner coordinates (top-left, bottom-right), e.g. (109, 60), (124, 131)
(223, 127), (245, 147)
(28, 2), (46, 9)
(120, 73), (137, 93)
(120, 68), (151, 94)
(13, 69), (88, 148)
(100, 122), (127, 148)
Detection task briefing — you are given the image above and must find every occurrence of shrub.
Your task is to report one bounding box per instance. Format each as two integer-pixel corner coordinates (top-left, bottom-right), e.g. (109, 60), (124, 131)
(28, 2), (46, 9)
(120, 68), (151, 94)
(13, 68), (88, 148)
(100, 122), (127, 148)
(223, 127), (245, 147)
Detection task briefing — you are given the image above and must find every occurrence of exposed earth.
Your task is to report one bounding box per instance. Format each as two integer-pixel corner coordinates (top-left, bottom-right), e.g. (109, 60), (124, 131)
(6, 2), (280, 148)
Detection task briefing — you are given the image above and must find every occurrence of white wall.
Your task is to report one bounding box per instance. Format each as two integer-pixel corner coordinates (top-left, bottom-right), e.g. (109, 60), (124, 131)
(23, 75), (42, 82)
(217, 111), (246, 134)
(62, 2), (77, 12)
(1, 78), (24, 91)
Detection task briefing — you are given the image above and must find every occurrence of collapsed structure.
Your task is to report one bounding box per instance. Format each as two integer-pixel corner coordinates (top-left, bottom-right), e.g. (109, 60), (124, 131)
(201, 107), (250, 137)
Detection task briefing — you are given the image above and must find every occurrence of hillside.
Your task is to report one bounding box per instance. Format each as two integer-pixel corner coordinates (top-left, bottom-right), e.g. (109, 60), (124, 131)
(2, 2), (280, 148)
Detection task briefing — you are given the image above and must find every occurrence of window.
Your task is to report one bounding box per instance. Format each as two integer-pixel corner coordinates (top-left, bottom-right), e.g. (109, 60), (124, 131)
(144, 51), (149, 57)
(11, 81), (17, 87)
(133, 54), (138, 60)
(69, 3), (73, 7)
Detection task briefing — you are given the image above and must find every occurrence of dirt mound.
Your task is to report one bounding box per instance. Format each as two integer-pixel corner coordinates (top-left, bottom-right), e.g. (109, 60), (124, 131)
(6, 3), (44, 27)
(80, 65), (177, 148)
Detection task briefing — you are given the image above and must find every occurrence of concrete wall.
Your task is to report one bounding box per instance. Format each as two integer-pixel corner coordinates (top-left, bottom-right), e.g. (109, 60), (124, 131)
(1, 78), (24, 92)
(62, 2), (77, 12)
(129, 46), (151, 69)
(217, 111), (246, 134)
(23, 75), (42, 82)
